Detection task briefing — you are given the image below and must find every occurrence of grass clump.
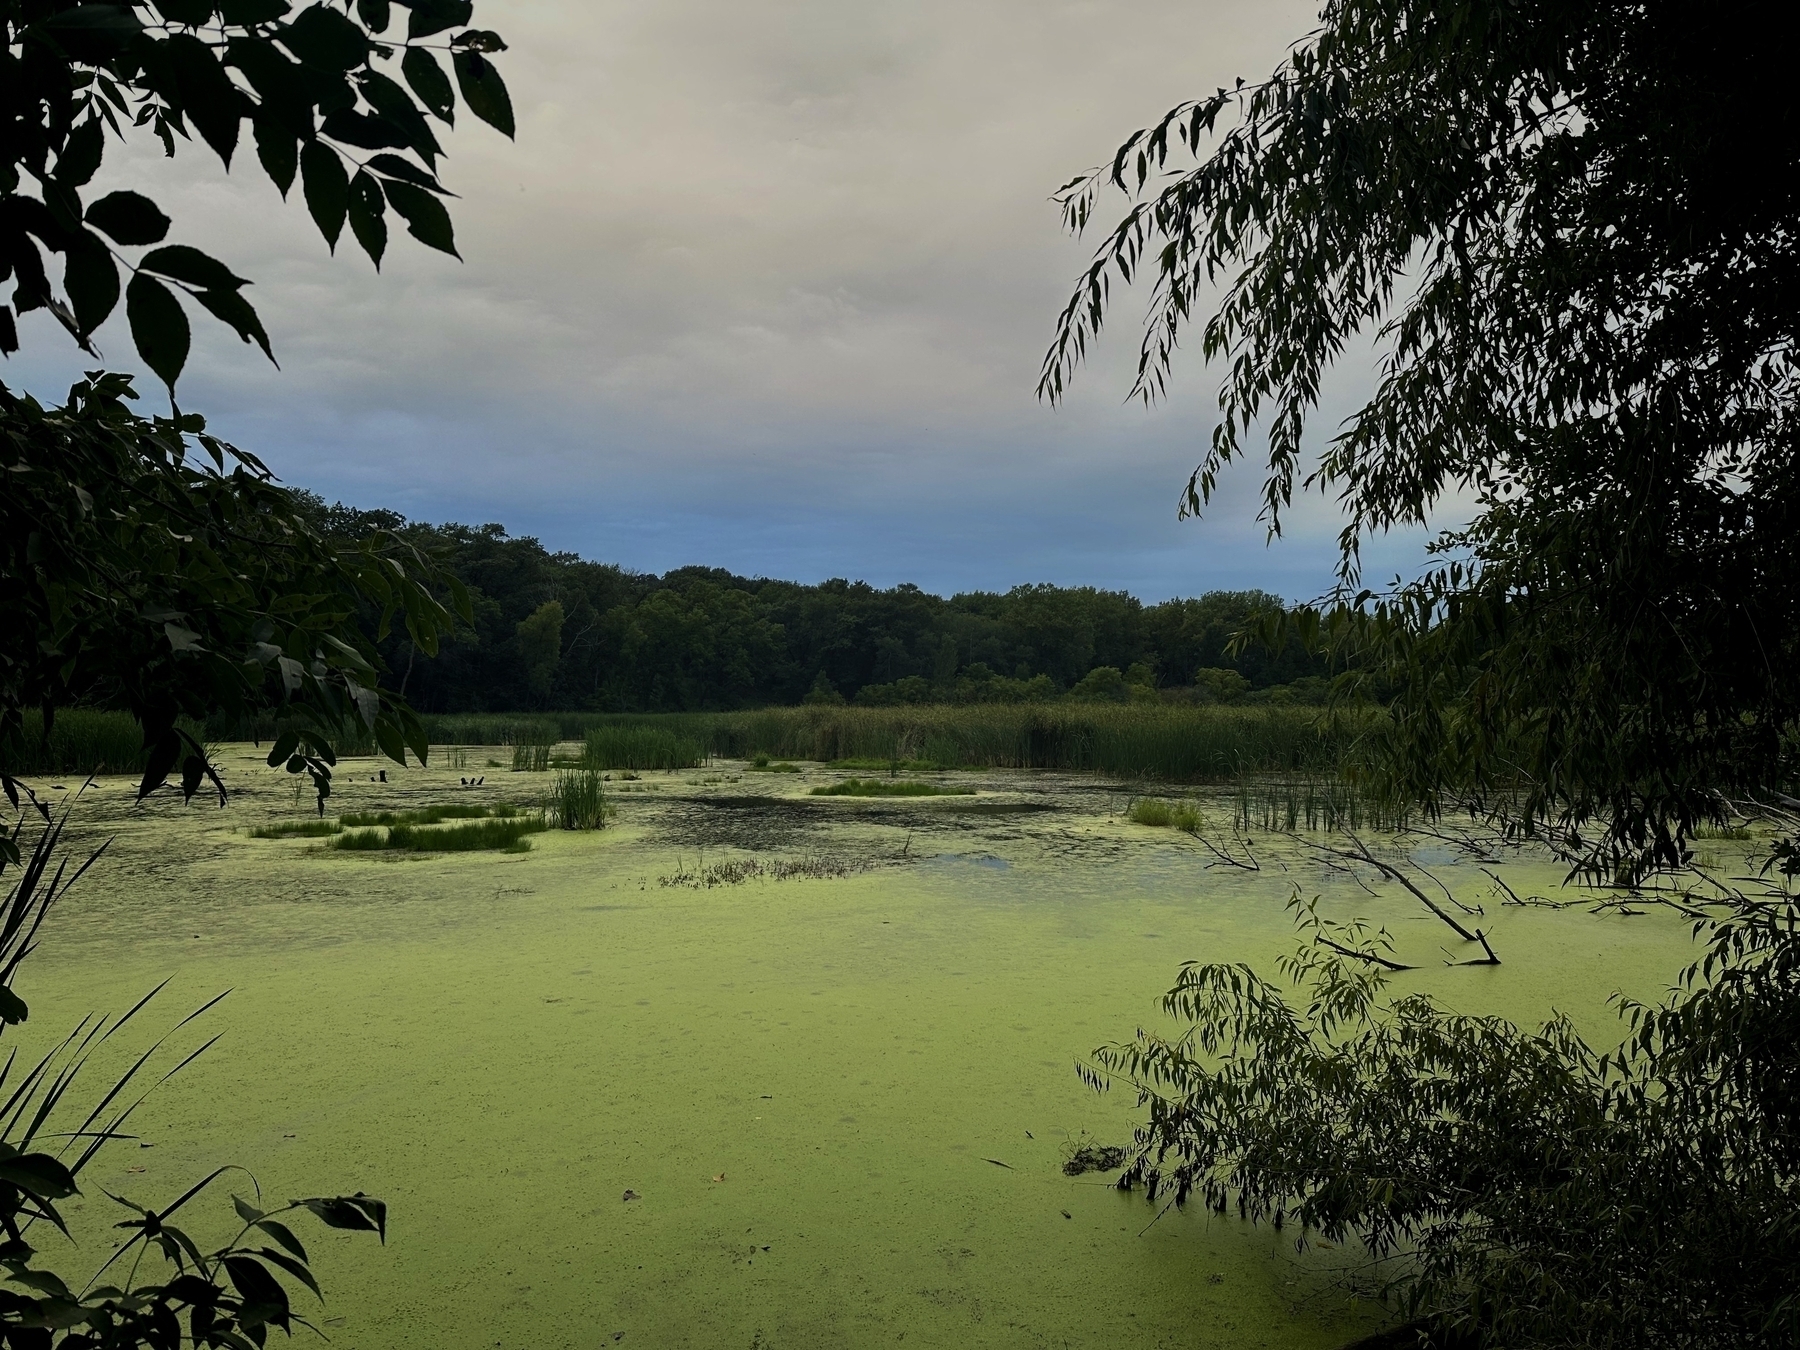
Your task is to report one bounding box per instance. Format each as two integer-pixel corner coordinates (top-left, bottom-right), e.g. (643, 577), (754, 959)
(1127, 797), (1203, 832)
(249, 819), (343, 839)
(548, 767), (609, 830)
(584, 726), (704, 771)
(512, 741), (552, 772)
(810, 778), (975, 798)
(340, 803), (506, 828)
(331, 816), (546, 853)
(748, 753), (800, 772)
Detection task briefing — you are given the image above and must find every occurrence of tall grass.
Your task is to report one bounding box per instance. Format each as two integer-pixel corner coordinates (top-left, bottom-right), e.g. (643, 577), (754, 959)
(0, 710), (214, 776)
(1232, 775), (1409, 833)
(548, 767), (608, 830)
(330, 816), (546, 853)
(582, 726), (705, 771)
(529, 705), (1364, 781)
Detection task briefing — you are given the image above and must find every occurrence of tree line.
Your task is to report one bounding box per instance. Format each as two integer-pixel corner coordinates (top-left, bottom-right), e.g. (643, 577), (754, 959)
(295, 494), (1328, 713)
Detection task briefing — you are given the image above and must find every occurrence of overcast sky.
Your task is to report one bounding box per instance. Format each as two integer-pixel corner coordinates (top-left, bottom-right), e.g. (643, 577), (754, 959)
(13, 0), (1437, 602)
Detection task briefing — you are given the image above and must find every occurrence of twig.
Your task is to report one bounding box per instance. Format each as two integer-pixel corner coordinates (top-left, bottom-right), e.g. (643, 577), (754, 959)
(1315, 935), (1416, 972)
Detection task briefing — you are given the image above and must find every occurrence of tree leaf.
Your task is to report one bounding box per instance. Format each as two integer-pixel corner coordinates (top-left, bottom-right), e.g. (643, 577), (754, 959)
(380, 179), (456, 257)
(0, 1154), (78, 1200)
(279, 4), (372, 70)
(55, 118), (106, 187)
(367, 152), (447, 193)
(300, 141), (348, 250)
(127, 273), (191, 391)
(192, 286), (275, 362)
(356, 0), (389, 33)
(406, 0), (472, 40)
(0, 984), (28, 1026)
(164, 32), (245, 167)
(347, 170), (387, 268)
(223, 1255), (291, 1330)
(141, 245), (250, 292)
(86, 191), (172, 244)
(452, 49), (512, 138)
(299, 1194), (385, 1241)
(401, 46), (453, 122)
(65, 238), (122, 336)
(319, 107), (409, 150)
(254, 1218), (308, 1264)
(252, 112), (299, 195)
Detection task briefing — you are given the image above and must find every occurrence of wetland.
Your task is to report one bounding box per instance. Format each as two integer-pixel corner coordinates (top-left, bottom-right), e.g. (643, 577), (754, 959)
(21, 748), (1710, 1350)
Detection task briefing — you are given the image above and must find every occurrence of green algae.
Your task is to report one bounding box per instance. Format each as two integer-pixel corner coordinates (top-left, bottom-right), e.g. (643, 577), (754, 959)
(13, 752), (1708, 1349)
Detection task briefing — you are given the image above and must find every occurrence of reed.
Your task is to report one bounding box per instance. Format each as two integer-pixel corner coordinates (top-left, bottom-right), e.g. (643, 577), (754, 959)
(564, 704), (1369, 781)
(0, 709), (197, 776)
(582, 726), (705, 771)
(248, 819), (343, 839)
(548, 767), (608, 830)
(1231, 775), (1408, 833)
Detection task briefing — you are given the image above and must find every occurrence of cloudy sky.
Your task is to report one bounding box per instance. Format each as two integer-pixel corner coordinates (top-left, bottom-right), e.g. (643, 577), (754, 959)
(14, 0), (1437, 602)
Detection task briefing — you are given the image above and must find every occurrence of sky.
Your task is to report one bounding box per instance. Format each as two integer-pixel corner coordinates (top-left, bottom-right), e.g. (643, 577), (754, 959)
(11, 0), (1441, 603)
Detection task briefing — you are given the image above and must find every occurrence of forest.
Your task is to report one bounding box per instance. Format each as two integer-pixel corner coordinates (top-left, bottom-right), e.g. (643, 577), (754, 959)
(296, 494), (1327, 713)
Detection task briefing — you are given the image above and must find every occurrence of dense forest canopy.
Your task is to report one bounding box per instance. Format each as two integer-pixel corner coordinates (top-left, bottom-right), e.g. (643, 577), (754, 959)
(296, 494), (1325, 712)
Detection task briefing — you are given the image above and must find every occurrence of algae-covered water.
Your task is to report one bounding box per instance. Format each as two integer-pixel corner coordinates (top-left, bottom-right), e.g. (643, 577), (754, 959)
(17, 750), (1712, 1349)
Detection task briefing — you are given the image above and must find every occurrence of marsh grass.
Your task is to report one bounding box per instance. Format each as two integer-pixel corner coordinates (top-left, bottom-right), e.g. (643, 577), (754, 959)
(548, 767), (608, 830)
(330, 815), (546, 853)
(584, 726), (705, 771)
(658, 853), (883, 888)
(512, 741), (552, 772)
(340, 803), (512, 828)
(1126, 797), (1203, 832)
(810, 778), (975, 798)
(248, 819), (344, 839)
(1232, 776), (1407, 833)
(1, 709), (207, 776)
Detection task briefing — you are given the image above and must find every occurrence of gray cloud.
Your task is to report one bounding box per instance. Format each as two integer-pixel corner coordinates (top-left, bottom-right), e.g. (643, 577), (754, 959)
(11, 0), (1443, 600)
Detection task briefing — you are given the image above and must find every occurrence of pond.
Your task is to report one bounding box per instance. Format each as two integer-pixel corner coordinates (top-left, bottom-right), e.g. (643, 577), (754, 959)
(18, 749), (1711, 1349)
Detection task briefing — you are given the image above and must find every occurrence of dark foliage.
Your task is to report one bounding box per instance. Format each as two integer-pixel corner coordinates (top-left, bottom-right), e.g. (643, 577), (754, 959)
(1, 0), (511, 392)
(1045, 0), (1800, 874)
(294, 495), (1329, 712)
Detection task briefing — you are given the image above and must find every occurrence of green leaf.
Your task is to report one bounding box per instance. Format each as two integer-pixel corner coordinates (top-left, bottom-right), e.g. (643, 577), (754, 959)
(127, 273), (190, 391)
(255, 1245), (321, 1300)
(267, 730), (300, 766)
(451, 29), (506, 53)
(356, 0), (390, 33)
(64, 238), (121, 335)
(254, 1218), (308, 1264)
(233, 1195), (267, 1225)
(358, 70), (442, 160)
(300, 141), (348, 250)
(34, 6), (144, 61)
(0, 984), (28, 1026)
(253, 112), (299, 195)
(299, 1194), (385, 1241)
(86, 191), (172, 244)
(141, 245), (250, 292)
(164, 33), (245, 166)
(193, 285), (275, 362)
(320, 107), (409, 149)
(347, 170), (387, 267)
(401, 46), (453, 122)
(407, 0), (472, 40)
(452, 49), (513, 138)
(56, 118), (106, 187)
(367, 152), (446, 193)
(279, 4), (372, 70)
(381, 179), (456, 257)
(223, 1255), (291, 1330)
(0, 1154), (78, 1200)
